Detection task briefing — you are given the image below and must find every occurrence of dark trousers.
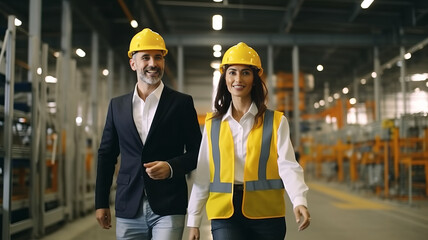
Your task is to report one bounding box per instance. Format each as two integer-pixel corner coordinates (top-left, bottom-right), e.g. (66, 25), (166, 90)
(211, 187), (286, 240)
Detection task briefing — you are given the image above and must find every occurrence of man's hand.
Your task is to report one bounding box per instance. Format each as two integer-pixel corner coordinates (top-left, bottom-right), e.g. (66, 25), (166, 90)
(294, 205), (311, 231)
(96, 208), (112, 229)
(144, 161), (171, 180)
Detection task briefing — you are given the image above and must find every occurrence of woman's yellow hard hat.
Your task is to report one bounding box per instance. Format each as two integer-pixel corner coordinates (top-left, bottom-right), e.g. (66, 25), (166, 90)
(220, 42), (263, 76)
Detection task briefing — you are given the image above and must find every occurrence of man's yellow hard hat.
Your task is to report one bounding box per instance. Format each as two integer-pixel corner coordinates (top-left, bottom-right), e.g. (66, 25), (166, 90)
(128, 28), (168, 58)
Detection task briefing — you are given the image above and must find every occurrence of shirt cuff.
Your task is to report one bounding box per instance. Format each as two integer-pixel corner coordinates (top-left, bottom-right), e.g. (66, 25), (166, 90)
(292, 196), (308, 209)
(167, 162), (173, 179)
(186, 214), (203, 228)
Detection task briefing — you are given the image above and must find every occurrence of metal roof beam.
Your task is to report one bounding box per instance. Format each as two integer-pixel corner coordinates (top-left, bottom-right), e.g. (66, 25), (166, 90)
(163, 33), (424, 47)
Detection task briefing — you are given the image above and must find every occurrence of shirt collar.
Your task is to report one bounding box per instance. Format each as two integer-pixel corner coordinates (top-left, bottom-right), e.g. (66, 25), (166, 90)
(132, 81), (164, 103)
(222, 102), (258, 121)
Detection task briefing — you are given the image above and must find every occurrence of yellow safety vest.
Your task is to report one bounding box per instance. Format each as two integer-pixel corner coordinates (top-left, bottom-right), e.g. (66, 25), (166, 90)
(205, 110), (286, 219)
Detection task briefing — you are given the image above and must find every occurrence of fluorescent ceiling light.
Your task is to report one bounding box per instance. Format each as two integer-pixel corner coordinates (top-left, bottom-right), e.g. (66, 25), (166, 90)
(76, 48), (86, 57)
(212, 15), (223, 30)
(213, 51), (222, 58)
(410, 73), (428, 81)
(45, 76), (57, 83)
(361, 0), (374, 9)
(210, 61), (221, 69)
(213, 44), (222, 52)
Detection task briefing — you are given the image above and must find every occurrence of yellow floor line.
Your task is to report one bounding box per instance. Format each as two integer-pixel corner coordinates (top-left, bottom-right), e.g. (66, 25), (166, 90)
(308, 182), (392, 210)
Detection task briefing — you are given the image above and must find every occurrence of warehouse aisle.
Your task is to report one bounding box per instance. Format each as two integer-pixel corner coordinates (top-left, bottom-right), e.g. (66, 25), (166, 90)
(285, 181), (428, 240)
(39, 180), (428, 240)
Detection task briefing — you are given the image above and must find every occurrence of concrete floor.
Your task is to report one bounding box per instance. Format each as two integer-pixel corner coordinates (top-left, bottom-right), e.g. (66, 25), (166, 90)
(38, 180), (428, 240)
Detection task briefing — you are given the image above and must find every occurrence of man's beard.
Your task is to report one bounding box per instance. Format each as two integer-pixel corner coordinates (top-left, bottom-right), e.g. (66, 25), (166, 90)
(138, 67), (164, 85)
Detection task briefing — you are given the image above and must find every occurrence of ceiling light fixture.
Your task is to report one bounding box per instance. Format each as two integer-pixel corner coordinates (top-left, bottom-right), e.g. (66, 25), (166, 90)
(342, 87), (349, 94)
(212, 15), (223, 30)
(14, 18), (22, 26)
(75, 48), (86, 57)
(333, 93), (340, 99)
(314, 102), (320, 109)
(45, 76), (57, 83)
(130, 20), (138, 28)
(404, 52), (412, 59)
(361, 0), (374, 9)
(102, 69), (109, 76)
(213, 51), (222, 58)
(410, 73), (428, 81)
(210, 60), (221, 69)
(213, 44), (222, 52)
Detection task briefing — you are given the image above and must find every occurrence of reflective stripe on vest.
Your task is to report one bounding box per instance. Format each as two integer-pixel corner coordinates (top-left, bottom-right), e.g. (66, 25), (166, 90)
(245, 110), (284, 191)
(209, 118), (233, 193)
(209, 110), (284, 192)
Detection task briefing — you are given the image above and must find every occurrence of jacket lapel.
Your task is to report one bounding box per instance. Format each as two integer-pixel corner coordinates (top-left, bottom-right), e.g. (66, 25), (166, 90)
(144, 85), (172, 147)
(123, 92), (144, 147)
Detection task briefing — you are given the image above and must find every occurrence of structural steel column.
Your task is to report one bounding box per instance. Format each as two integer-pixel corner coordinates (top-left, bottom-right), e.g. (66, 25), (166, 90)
(353, 72), (359, 125)
(60, 0), (72, 218)
(2, 15), (16, 240)
(400, 46), (407, 115)
(177, 45), (184, 92)
(90, 31), (99, 190)
(28, 0), (42, 237)
(107, 49), (114, 100)
(37, 43), (48, 236)
(292, 46), (300, 149)
(324, 82), (329, 108)
(373, 46), (381, 121)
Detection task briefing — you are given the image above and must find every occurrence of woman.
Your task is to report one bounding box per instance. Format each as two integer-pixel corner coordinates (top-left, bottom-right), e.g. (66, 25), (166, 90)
(187, 42), (311, 240)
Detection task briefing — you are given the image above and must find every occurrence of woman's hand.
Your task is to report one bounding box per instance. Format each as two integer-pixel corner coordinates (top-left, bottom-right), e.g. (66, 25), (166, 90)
(294, 205), (311, 231)
(188, 227), (200, 240)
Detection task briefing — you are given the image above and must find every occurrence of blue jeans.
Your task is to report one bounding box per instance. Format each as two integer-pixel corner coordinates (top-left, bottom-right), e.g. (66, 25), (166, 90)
(116, 196), (185, 240)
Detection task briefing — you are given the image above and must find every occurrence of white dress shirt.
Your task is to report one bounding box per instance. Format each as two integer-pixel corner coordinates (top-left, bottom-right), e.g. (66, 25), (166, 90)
(132, 82), (164, 144)
(187, 102), (309, 227)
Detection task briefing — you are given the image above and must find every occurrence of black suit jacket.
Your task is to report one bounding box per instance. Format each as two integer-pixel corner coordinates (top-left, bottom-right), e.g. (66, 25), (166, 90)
(95, 85), (202, 218)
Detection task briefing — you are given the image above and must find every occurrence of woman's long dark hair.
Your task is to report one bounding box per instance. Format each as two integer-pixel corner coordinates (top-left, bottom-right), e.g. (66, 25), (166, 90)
(212, 65), (268, 128)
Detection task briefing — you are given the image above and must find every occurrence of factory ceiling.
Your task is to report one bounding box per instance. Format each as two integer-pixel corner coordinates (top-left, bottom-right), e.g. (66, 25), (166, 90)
(1, 0), (428, 101)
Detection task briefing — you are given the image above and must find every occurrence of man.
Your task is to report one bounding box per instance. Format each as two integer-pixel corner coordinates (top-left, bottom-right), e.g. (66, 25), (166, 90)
(95, 28), (202, 240)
